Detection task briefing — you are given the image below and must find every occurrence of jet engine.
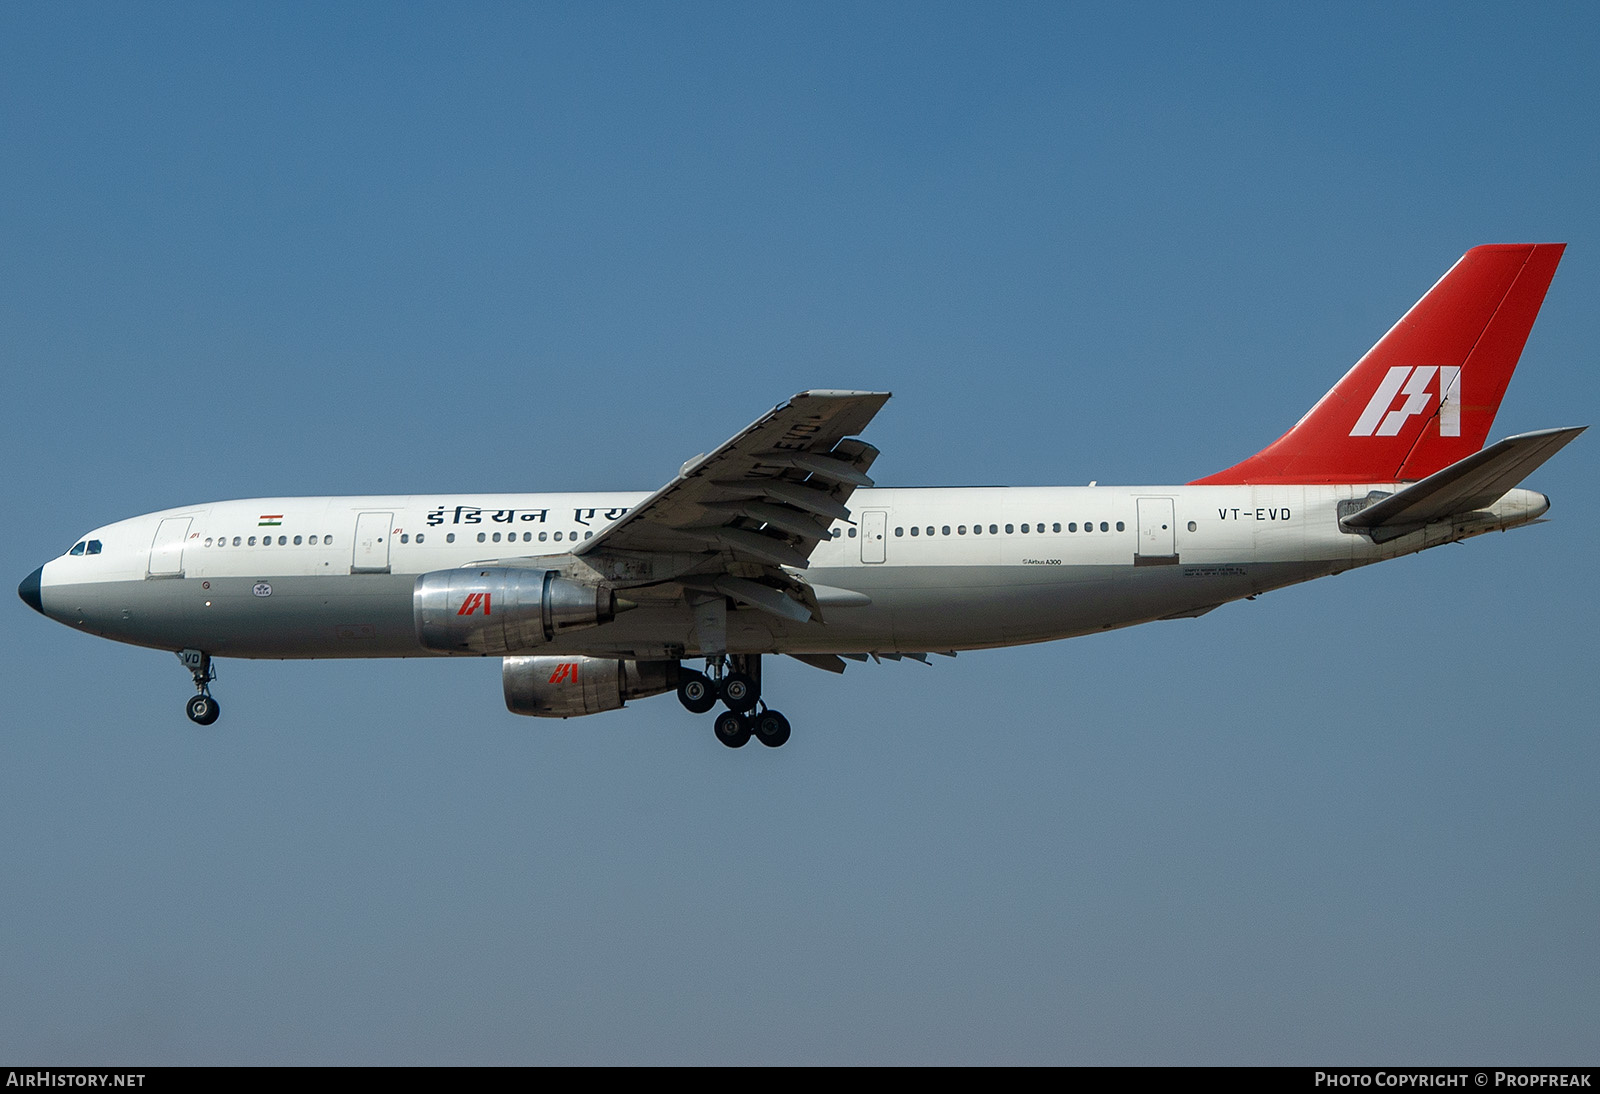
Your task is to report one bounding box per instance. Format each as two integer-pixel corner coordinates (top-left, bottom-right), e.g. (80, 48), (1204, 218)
(502, 656), (680, 718)
(414, 568), (618, 654)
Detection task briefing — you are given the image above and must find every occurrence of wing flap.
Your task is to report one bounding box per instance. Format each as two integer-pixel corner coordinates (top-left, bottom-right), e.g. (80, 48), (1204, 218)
(753, 480), (855, 522)
(788, 653), (849, 674)
(708, 576), (814, 623)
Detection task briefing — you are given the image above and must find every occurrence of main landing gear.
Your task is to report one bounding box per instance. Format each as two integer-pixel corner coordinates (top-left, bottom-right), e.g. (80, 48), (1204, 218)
(177, 648), (220, 726)
(677, 655), (791, 748)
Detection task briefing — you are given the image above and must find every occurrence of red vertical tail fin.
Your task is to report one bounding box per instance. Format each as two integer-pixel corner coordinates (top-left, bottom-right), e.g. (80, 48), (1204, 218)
(1192, 243), (1565, 485)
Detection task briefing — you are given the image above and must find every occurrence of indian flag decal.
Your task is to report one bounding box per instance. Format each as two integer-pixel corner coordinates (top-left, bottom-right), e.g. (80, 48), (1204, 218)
(258, 515), (283, 526)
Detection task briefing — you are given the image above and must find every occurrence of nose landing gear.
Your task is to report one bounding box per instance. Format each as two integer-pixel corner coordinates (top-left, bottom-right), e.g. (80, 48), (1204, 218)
(185, 693), (220, 725)
(177, 649), (220, 726)
(677, 655), (792, 748)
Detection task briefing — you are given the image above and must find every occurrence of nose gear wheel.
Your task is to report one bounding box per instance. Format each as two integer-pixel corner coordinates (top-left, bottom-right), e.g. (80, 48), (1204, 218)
(177, 649), (221, 726)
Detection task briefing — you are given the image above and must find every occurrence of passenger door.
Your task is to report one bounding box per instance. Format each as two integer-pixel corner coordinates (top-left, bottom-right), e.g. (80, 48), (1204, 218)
(860, 510), (887, 564)
(147, 517), (191, 578)
(1135, 497), (1178, 564)
(351, 512), (393, 574)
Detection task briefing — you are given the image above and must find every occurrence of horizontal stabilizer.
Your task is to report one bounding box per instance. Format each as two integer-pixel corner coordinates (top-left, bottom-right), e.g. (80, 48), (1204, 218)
(1340, 426), (1584, 534)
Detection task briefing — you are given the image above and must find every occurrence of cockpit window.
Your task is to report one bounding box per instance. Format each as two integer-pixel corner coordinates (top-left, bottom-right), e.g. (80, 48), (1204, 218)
(69, 541), (86, 556)
(86, 540), (102, 555)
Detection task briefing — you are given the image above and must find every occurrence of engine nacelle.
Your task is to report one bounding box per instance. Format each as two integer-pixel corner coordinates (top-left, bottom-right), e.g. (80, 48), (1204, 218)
(414, 568), (617, 654)
(503, 656), (680, 718)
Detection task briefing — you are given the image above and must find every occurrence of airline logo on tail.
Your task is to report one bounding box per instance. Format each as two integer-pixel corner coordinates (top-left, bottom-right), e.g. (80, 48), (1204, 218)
(1349, 365), (1461, 438)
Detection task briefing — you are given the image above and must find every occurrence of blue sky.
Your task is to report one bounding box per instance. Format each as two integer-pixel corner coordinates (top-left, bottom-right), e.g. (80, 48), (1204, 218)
(3, 2), (1596, 1063)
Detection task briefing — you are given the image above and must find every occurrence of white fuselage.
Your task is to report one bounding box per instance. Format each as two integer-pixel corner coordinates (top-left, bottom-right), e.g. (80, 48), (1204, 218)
(31, 483), (1549, 662)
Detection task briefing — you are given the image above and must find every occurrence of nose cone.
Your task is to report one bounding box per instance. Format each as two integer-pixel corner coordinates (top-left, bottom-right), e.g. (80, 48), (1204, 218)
(18, 566), (44, 615)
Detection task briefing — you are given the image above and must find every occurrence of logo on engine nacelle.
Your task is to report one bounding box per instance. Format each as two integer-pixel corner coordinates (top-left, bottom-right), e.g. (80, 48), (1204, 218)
(548, 662), (580, 684)
(457, 592), (492, 616)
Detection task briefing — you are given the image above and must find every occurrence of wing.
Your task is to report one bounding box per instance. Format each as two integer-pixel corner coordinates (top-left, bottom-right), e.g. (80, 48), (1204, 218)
(573, 389), (891, 622)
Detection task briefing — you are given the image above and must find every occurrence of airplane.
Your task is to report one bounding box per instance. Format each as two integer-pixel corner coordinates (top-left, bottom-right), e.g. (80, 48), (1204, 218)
(18, 243), (1583, 749)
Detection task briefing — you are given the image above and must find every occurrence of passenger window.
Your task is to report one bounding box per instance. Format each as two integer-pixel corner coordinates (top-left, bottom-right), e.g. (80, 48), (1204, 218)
(293, 535), (302, 545)
(477, 533), (487, 543)
(848, 528), (858, 538)
(1100, 522), (1109, 532)
(895, 527), (903, 537)
(1005, 524), (1014, 534)
(989, 524), (997, 535)
(1020, 524), (1028, 534)
(278, 536), (287, 546)
(1069, 523), (1077, 532)
(524, 532), (532, 542)
(248, 536), (257, 546)
(492, 532), (501, 543)
(973, 524), (982, 535)
(910, 526), (919, 536)
(1188, 521), (1197, 532)
(585, 531), (593, 539)
(539, 532), (548, 542)
(958, 525), (966, 535)
(400, 534), (409, 544)
(446, 533), (456, 543)
(926, 526), (934, 536)
(416, 534), (425, 544)
(325, 537), (333, 546)
(940, 526), (950, 536)
(554, 532), (563, 542)
(1052, 523), (1060, 533)
(1115, 521), (1125, 532)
